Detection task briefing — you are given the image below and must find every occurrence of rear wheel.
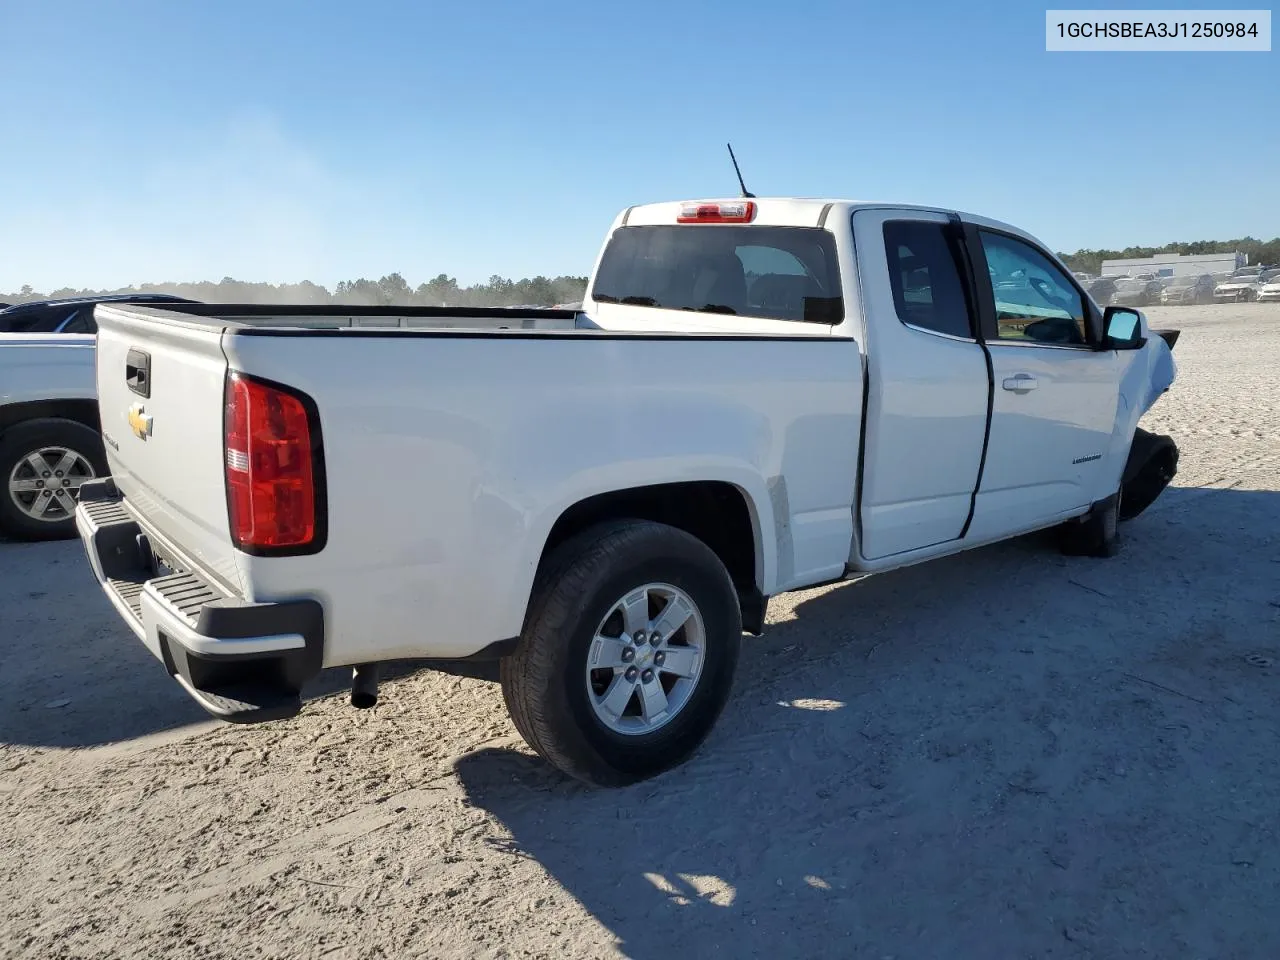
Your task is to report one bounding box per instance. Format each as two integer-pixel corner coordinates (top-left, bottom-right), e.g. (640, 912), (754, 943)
(0, 418), (106, 541)
(501, 520), (742, 787)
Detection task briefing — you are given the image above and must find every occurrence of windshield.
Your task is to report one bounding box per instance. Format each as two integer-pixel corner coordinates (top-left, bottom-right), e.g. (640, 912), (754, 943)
(1115, 279), (1145, 290)
(590, 225), (844, 323)
(1167, 277), (1197, 287)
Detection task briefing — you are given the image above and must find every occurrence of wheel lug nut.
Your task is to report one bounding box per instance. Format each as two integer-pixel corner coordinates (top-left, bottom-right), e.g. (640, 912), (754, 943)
(624, 666), (638, 682)
(654, 651), (666, 667)
(621, 647), (635, 663)
(651, 632), (663, 646)
(42, 471), (51, 478)
(641, 669), (655, 684)
(36, 480), (44, 488)
(633, 631), (646, 645)
(55, 471), (63, 478)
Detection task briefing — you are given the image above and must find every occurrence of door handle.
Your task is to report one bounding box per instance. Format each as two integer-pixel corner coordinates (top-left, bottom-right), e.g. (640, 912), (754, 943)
(1002, 374), (1038, 392)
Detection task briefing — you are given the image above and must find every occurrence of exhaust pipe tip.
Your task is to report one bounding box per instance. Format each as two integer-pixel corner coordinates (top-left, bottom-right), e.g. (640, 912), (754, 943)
(350, 663), (379, 710)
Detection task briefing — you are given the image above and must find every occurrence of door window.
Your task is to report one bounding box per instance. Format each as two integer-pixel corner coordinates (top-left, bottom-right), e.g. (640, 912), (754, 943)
(59, 309), (96, 334)
(979, 231), (1089, 346)
(882, 220), (974, 339)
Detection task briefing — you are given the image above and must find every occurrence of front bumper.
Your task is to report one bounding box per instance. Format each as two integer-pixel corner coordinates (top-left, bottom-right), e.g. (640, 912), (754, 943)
(1119, 429), (1180, 521)
(75, 477), (324, 723)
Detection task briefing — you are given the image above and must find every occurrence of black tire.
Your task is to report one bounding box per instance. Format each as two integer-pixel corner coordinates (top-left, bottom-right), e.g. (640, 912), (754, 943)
(0, 418), (107, 541)
(500, 519), (742, 787)
(1057, 490), (1121, 558)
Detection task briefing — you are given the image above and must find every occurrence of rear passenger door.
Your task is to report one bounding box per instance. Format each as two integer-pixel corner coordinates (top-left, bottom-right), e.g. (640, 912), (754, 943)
(851, 210), (990, 561)
(965, 227), (1121, 540)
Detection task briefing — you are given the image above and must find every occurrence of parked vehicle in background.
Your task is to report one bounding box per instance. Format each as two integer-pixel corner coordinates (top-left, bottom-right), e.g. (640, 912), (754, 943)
(72, 196), (1181, 787)
(1256, 274), (1280, 302)
(1214, 274), (1263, 302)
(0, 333), (103, 540)
(1086, 277), (1118, 305)
(1110, 277), (1162, 307)
(0, 294), (196, 334)
(0, 294), (199, 540)
(1160, 274), (1216, 305)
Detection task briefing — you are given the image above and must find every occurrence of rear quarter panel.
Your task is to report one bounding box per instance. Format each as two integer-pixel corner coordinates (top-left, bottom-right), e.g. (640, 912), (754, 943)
(223, 331), (863, 664)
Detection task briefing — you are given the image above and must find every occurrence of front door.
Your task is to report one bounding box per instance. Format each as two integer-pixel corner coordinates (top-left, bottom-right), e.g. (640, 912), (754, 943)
(966, 227), (1121, 542)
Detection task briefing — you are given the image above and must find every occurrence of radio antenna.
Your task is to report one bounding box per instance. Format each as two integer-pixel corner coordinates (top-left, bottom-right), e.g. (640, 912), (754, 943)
(726, 142), (755, 198)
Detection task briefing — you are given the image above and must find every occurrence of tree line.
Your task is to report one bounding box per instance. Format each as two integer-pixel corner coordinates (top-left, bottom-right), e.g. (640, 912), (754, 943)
(1, 273), (589, 308)
(1056, 237), (1280, 276)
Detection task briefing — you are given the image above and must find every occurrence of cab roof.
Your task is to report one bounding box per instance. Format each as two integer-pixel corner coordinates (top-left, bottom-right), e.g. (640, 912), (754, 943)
(614, 197), (1046, 251)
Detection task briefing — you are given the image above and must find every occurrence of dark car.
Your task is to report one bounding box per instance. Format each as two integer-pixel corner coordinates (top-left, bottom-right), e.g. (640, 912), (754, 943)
(1109, 277), (1162, 307)
(1160, 274), (1215, 305)
(1086, 277), (1118, 305)
(0, 293), (195, 335)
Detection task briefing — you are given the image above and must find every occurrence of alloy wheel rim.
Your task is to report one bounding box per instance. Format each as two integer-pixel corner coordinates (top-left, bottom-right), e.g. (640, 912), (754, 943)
(7, 446), (95, 522)
(584, 582), (706, 736)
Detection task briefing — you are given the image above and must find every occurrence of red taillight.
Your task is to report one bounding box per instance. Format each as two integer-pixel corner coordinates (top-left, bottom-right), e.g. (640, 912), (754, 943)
(676, 200), (756, 224)
(224, 371), (320, 552)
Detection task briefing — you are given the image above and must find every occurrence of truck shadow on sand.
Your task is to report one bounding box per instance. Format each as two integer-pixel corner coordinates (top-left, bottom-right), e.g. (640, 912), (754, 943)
(0, 538), (426, 748)
(453, 485), (1280, 959)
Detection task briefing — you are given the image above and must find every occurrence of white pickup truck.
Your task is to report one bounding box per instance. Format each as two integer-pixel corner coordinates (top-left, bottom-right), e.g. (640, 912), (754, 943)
(73, 198), (1180, 786)
(0, 333), (107, 540)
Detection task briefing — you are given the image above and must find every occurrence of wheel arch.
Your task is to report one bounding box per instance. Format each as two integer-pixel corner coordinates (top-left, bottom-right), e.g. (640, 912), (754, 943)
(531, 479), (775, 635)
(0, 399), (101, 439)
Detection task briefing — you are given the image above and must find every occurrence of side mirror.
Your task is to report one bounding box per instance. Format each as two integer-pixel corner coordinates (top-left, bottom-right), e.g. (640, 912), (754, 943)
(1103, 306), (1145, 350)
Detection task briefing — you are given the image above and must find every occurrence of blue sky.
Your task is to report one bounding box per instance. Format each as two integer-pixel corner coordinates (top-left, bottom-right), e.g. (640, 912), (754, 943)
(1, 0), (1275, 291)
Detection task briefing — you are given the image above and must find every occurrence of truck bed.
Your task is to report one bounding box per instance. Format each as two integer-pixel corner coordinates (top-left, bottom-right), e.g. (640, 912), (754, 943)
(88, 298), (857, 670)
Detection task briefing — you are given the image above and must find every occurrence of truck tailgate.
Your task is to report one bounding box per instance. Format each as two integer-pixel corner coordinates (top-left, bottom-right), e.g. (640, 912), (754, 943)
(94, 305), (242, 592)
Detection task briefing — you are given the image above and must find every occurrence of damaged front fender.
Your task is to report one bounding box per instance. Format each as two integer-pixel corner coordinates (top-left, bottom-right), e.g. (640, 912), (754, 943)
(1119, 316), (1179, 520)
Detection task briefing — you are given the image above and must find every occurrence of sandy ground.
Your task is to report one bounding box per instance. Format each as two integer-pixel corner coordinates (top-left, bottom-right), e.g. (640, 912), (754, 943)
(2, 303), (1279, 960)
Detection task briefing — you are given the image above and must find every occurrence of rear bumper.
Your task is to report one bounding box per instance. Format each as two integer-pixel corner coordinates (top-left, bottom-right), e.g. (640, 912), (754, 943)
(75, 477), (324, 723)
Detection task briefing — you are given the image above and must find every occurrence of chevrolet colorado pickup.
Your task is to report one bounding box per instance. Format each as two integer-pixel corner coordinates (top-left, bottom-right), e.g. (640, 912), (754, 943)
(73, 198), (1180, 786)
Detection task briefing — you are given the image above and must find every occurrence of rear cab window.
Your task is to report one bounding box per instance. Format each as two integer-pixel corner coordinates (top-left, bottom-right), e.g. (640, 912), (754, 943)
(590, 225), (844, 324)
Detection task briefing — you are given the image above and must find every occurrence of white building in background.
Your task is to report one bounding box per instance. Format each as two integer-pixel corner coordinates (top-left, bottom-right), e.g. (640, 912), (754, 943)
(1100, 252), (1245, 278)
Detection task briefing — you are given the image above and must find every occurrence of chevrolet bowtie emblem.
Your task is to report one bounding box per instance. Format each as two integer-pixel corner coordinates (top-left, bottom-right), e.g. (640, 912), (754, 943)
(128, 402), (153, 440)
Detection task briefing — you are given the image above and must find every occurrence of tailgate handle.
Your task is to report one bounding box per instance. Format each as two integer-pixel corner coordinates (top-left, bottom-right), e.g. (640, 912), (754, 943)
(125, 349), (152, 398)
